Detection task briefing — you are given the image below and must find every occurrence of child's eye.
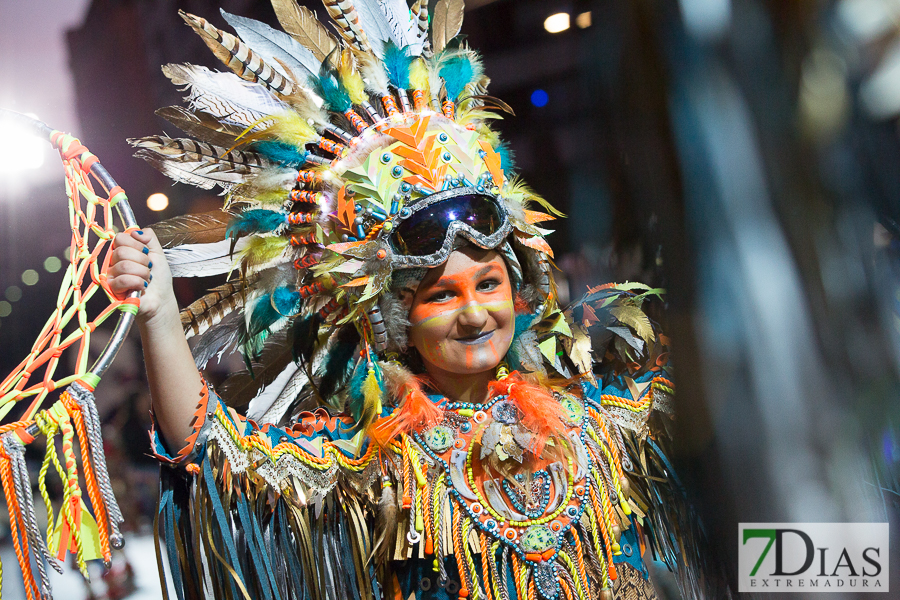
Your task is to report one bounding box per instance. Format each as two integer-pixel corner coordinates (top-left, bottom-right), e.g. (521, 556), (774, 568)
(477, 279), (500, 292)
(427, 290), (454, 303)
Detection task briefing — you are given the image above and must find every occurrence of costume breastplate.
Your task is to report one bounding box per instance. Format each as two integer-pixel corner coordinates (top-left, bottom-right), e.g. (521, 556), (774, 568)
(408, 391), (629, 600)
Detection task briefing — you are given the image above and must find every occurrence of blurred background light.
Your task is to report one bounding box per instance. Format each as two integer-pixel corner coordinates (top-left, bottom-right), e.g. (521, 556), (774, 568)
(4, 286), (22, 302)
(679, 0), (731, 40)
(44, 256), (62, 273)
(147, 192), (169, 211)
(0, 116), (45, 174)
(576, 11), (592, 29)
(838, 0), (897, 42)
(544, 13), (570, 34)
(21, 269), (39, 286)
(531, 89), (549, 107)
(861, 41), (900, 119)
(0, 302), (10, 318)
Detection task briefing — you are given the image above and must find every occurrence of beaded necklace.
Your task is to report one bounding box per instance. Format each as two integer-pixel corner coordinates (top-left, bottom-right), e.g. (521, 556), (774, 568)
(406, 374), (628, 600)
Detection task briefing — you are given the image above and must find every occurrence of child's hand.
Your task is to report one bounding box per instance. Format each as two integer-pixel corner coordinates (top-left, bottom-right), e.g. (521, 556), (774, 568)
(108, 229), (176, 325)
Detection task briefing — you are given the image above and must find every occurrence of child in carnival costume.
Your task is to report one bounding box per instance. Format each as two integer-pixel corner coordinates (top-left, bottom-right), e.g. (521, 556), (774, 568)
(109, 1), (694, 598)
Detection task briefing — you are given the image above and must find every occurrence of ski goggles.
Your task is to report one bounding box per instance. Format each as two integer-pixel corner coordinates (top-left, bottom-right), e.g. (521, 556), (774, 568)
(389, 187), (512, 267)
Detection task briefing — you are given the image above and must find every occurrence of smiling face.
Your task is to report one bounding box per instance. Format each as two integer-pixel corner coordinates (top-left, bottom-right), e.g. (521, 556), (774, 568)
(407, 247), (515, 377)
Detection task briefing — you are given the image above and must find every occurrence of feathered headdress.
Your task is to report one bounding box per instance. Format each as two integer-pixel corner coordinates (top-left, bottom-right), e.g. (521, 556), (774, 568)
(135, 0), (590, 427)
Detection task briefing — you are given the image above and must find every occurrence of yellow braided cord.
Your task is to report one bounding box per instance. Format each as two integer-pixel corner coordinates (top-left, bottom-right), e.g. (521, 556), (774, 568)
(585, 421), (626, 487)
(559, 551), (588, 600)
(585, 503), (610, 588)
(432, 474), (444, 570)
(489, 541), (503, 600)
(461, 517), (482, 600)
(519, 561), (529, 600)
(58, 411), (87, 577)
(35, 414), (63, 550)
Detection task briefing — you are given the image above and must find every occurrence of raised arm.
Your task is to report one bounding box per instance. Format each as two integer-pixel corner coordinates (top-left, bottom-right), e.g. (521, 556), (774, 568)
(108, 229), (201, 454)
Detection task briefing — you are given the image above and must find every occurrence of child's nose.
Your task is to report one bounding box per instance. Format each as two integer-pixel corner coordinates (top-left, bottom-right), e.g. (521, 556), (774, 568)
(457, 304), (489, 330)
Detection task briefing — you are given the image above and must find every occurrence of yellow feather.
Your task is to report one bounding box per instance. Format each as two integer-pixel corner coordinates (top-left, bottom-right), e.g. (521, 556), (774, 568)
(409, 58), (430, 93)
(254, 190), (287, 207)
(364, 368), (383, 410)
(239, 236), (290, 270)
(264, 111), (317, 146)
(455, 107), (502, 126)
(361, 367), (383, 429)
(339, 50), (368, 105)
(505, 177), (566, 217)
(476, 125), (500, 148)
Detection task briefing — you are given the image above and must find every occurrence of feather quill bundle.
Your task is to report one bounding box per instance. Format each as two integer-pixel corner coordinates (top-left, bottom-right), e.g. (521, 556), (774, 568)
(382, 41), (413, 89)
(251, 140), (309, 168)
(358, 53), (391, 95)
(227, 209), (287, 241)
(165, 238), (249, 277)
(220, 330), (294, 408)
(322, 0), (371, 52)
(190, 309), (245, 368)
(338, 50), (368, 105)
(439, 51), (483, 102)
(261, 111), (319, 147)
(431, 0), (465, 54)
(312, 62), (353, 113)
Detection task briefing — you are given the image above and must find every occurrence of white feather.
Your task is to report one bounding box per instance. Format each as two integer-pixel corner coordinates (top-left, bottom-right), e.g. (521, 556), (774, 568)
(378, 0), (424, 54)
(353, 0), (394, 58)
(163, 64), (287, 128)
(248, 361), (305, 423)
(358, 53), (391, 94)
(165, 238), (250, 277)
(134, 152), (247, 191)
(220, 10), (321, 82)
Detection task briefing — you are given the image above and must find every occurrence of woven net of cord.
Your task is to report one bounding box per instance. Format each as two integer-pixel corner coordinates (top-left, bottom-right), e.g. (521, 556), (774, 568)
(0, 109), (140, 600)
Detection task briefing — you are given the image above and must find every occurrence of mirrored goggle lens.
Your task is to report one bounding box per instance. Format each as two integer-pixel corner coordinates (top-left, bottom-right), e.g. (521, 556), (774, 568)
(390, 195), (503, 257)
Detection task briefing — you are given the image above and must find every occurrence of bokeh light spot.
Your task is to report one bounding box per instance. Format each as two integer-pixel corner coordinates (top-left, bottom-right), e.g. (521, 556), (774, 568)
(0, 302), (11, 318)
(544, 13), (570, 34)
(21, 270), (39, 286)
(44, 257), (62, 273)
(531, 89), (549, 107)
(147, 192), (169, 212)
(5, 286), (22, 302)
